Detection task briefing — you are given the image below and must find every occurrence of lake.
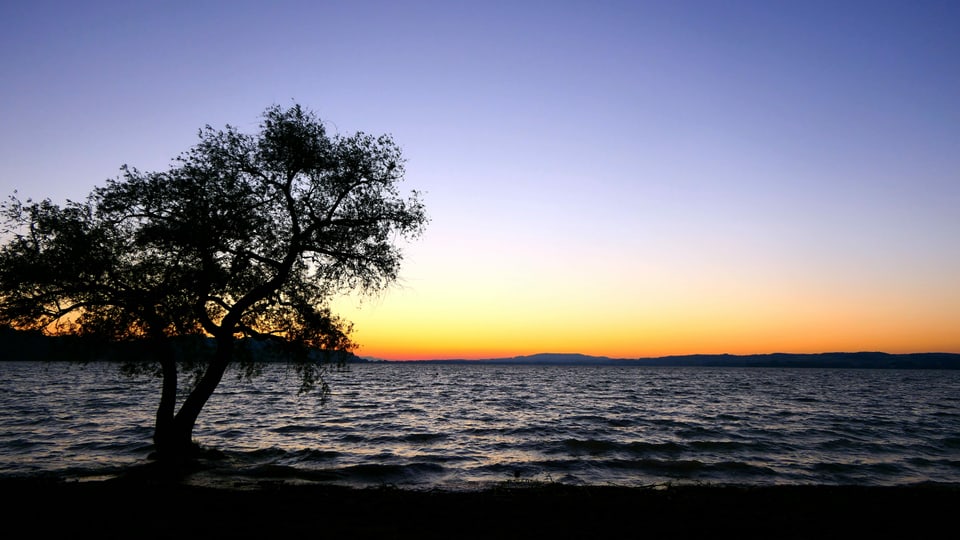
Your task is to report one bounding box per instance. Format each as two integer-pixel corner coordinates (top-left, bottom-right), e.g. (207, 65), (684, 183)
(1, 362), (958, 489)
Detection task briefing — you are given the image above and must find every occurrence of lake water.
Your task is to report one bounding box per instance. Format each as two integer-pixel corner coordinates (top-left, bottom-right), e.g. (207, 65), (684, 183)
(1, 361), (958, 489)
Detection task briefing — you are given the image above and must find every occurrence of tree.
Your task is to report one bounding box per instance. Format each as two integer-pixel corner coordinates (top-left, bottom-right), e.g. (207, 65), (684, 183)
(0, 104), (427, 464)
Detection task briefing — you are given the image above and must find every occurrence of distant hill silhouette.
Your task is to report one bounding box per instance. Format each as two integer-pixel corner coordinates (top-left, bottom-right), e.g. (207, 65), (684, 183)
(387, 352), (960, 369)
(3, 327), (956, 368)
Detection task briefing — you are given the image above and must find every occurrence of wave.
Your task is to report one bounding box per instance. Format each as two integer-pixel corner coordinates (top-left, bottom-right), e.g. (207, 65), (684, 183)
(2, 363), (959, 489)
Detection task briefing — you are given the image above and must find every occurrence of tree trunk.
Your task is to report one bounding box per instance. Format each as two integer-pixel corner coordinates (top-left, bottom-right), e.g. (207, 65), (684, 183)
(165, 334), (234, 460)
(151, 347), (179, 460)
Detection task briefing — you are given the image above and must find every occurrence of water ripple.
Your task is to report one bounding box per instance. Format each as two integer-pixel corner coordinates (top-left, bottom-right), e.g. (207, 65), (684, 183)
(2, 362), (959, 488)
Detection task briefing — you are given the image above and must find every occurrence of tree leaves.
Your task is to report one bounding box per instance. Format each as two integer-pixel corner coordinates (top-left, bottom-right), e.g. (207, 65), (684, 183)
(1, 103), (427, 390)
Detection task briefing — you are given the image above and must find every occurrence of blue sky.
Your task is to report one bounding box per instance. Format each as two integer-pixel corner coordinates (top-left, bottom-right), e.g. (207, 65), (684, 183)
(2, 1), (958, 358)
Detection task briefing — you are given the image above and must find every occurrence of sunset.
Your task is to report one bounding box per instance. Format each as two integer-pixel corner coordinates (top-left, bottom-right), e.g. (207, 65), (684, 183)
(3, 2), (957, 361)
(2, 2), (958, 537)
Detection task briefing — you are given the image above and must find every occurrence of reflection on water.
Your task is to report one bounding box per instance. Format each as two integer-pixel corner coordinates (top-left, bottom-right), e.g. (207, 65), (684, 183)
(1, 362), (958, 488)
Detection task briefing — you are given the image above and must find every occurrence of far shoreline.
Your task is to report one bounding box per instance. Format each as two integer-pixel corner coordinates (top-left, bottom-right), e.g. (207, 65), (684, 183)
(370, 351), (960, 369)
(4, 327), (959, 368)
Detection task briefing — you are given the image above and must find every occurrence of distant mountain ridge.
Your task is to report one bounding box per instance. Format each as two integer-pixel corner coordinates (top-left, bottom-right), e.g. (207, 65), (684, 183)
(3, 328), (957, 369)
(383, 352), (960, 369)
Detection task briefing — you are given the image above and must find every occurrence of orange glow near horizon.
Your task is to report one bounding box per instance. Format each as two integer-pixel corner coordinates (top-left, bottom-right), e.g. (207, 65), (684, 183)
(350, 329), (960, 361)
(334, 292), (960, 361)
(352, 333), (960, 362)
(326, 220), (960, 361)
(327, 245), (960, 361)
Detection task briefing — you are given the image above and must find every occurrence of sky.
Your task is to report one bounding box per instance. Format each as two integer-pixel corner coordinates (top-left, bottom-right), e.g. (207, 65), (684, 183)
(2, 1), (958, 360)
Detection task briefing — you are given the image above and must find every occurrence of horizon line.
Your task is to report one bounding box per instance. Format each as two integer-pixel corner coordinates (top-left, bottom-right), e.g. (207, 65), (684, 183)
(362, 350), (960, 362)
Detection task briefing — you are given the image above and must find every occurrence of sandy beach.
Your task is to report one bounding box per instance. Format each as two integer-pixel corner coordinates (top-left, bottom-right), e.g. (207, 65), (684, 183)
(5, 475), (957, 539)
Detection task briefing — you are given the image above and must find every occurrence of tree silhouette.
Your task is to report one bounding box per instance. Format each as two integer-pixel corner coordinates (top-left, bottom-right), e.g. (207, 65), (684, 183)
(0, 104), (427, 464)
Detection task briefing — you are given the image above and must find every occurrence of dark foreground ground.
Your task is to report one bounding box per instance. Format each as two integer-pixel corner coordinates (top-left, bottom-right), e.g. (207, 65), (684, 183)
(4, 475), (957, 539)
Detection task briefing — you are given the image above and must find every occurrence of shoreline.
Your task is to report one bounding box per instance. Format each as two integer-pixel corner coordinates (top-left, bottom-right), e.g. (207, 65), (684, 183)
(5, 476), (958, 538)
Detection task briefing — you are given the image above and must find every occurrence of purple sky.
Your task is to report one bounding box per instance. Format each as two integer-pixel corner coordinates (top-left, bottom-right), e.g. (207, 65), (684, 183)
(2, 1), (958, 358)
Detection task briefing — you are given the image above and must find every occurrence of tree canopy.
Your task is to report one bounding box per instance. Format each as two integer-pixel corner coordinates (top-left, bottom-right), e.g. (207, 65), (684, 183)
(0, 104), (427, 463)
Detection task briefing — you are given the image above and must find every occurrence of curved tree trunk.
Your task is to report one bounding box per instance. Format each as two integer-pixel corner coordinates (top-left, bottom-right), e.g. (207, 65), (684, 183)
(151, 345), (179, 460)
(165, 334), (234, 460)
